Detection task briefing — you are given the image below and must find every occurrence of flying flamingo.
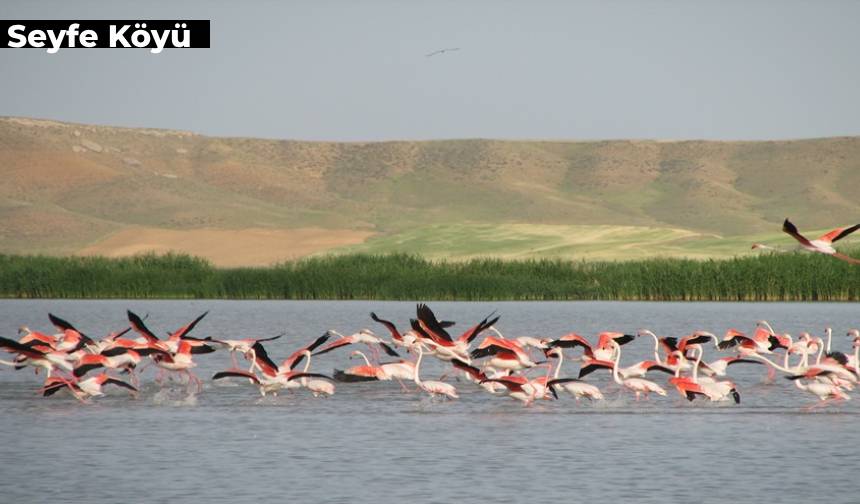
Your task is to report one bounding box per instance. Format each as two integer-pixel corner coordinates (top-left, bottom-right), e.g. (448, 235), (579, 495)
(470, 336), (542, 371)
(370, 312), (430, 351)
(782, 218), (860, 264)
(479, 375), (541, 405)
(448, 358), (505, 393)
(150, 341), (204, 392)
(0, 336), (75, 378)
(332, 351), (388, 382)
(41, 373), (138, 401)
(313, 329), (399, 361)
(410, 304), (498, 362)
(48, 314), (96, 353)
(201, 334), (283, 368)
(334, 350), (415, 392)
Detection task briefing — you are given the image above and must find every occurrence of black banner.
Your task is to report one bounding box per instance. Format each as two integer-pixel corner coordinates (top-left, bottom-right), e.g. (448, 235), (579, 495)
(2, 20), (210, 53)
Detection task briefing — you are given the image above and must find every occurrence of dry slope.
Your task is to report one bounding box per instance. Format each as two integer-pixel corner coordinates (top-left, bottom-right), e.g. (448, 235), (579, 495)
(1, 116), (859, 264)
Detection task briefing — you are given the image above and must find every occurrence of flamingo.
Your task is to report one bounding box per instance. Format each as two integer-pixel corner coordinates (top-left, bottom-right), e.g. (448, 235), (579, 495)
(202, 334), (283, 368)
(150, 341), (203, 392)
(292, 350), (335, 397)
(479, 375), (541, 405)
(48, 314), (96, 353)
(449, 358), (505, 393)
(313, 329), (399, 361)
(127, 310), (216, 355)
(544, 348), (604, 402)
(609, 341), (667, 400)
(0, 336), (75, 378)
(786, 371), (851, 409)
(413, 345), (458, 399)
(782, 218), (860, 264)
(334, 350), (414, 392)
(370, 312), (423, 351)
(470, 338), (539, 371)
(17, 326), (58, 348)
(41, 372), (138, 400)
(409, 304), (498, 362)
(697, 356), (762, 377)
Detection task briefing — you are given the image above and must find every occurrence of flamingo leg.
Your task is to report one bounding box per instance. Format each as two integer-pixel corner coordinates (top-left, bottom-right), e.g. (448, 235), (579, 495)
(765, 364), (776, 384)
(394, 377), (410, 393)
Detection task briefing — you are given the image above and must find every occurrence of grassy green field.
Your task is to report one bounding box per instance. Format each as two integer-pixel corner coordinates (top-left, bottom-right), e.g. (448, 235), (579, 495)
(3, 250), (860, 301)
(331, 223), (797, 260)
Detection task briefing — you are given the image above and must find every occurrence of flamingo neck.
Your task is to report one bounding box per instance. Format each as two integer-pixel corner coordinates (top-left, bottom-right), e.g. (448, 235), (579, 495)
(611, 344), (623, 385)
(749, 352), (791, 373)
(553, 354), (563, 379)
(354, 351), (371, 367)
(413, 347), (424, 386)
(301, 350), (312, 373)
(815, 338), (825, 365)
(853, 344), (859, 376)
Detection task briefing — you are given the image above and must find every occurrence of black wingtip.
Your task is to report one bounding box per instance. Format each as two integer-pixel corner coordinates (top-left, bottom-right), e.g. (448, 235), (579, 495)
(379, 342), (400, 357)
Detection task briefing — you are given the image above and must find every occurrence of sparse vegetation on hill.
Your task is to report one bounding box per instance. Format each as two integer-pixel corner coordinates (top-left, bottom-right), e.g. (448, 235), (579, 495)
(2, 116), (859, 264)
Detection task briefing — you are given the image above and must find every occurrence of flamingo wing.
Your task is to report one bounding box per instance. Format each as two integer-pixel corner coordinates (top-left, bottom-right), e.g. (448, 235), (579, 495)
(479, 376), (525, 392)
(312, 338), (353, 357)
(578, 360), (613, 378)
(680, 334), (714, 348)
(213, 369), (261, 384)
(642, 362), (675, 375)
(333, 368), (380, 382)
(370, 312), (403, 341)
(547, 333), (592, 351)
(547, 377), (584, 386)
(457, 313), (500, 344)
(718, 334), (755, 350)
(416, 304), (454, 343)
(0, 336), (47, 359)
(818, 223), (860, 243)
(104, 378), (138, 392)
(286, 372), (333, 382)
(48, 313), (78, 333)
(725, 358), (763, 368)
(378, 342), (400, 357)
(127, 310), (160, 343)
(169, 311), (209, 339)
(249, 341), (280, 376)
(451, 358), (486, 381)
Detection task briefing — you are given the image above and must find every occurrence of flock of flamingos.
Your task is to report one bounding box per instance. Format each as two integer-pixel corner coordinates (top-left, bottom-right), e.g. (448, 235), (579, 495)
(2, 218), (859, 409)
(2, 303), (859, 410)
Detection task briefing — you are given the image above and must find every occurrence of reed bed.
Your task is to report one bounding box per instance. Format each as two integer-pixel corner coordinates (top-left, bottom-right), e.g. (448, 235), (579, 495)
(1, 251), (859, 301)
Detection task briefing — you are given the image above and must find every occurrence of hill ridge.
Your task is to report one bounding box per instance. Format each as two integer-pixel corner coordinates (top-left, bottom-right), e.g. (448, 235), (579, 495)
(1, 116), (858, 265)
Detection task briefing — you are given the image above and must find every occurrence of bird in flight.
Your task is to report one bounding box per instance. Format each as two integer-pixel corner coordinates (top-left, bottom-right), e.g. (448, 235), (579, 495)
(781, 218), (860, 264)
(425, 47), (460, 58)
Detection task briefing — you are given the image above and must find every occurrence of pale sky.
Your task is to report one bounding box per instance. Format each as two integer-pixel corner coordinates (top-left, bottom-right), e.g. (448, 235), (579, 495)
(2, 1), (859, 141)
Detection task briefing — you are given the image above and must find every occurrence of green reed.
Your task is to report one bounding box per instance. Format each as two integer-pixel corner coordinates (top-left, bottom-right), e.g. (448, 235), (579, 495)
(1, 251), (859, 300)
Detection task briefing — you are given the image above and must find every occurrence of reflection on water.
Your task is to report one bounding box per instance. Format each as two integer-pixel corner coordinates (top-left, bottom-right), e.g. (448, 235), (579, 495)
(1, 300), (858, 504)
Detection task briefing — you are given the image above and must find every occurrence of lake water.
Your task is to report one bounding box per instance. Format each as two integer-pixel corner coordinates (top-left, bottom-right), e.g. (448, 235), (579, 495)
(1, 300), (858, 503)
